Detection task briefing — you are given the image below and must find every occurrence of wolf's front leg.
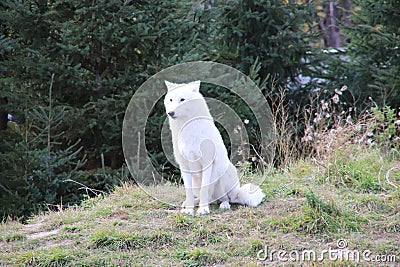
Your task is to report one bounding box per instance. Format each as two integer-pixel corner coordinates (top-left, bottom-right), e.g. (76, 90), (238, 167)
(181, 171), (195, 215)
(197, 166), (213, 215)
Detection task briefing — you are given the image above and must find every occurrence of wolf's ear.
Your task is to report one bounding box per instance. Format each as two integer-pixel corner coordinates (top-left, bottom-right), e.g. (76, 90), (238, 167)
(188, 80), (201, 92)
(164, 80), (178, 92)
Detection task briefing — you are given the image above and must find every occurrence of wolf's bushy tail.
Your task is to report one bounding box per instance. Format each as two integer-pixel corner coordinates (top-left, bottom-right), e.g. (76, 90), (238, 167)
(228, 183), (265, 207)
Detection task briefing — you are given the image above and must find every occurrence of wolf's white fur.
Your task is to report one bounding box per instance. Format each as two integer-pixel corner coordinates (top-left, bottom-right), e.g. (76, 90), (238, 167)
(164, 80), (265, 215)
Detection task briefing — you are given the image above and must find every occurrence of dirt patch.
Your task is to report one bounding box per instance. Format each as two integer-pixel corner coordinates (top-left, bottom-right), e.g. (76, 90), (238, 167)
(27, 228), (60, 240)
(23, 220), (61, 240)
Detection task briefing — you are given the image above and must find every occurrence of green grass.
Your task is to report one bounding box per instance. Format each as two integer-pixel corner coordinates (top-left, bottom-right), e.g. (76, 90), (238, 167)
(301, 191), (363, 234)
(1, 147), (399, 266)
(323, 148), (399, 192)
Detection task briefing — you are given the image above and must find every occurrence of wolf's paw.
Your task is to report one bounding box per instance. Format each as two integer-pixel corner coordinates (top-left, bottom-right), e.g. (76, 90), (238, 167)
(180, 208), (194, 216)
(219, 201), (231, 210)
(182, 200), (191, 207)
(196, 206), (210, 215)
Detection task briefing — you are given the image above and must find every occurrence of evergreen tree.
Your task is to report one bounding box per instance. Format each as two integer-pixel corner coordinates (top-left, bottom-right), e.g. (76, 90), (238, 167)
(0, 75), (86, 219)
(0, 0), (211, 219)
(330, 0), (399, 107)
(213, 0), (319, 87)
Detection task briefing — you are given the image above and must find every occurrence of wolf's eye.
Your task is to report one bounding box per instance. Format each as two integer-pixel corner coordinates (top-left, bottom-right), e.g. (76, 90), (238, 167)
(169, 99), (172, 102)
(180, 98), (185, 102)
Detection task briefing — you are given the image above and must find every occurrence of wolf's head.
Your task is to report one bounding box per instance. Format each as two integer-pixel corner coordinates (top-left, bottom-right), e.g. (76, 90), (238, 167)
(164, 80), (209, 121)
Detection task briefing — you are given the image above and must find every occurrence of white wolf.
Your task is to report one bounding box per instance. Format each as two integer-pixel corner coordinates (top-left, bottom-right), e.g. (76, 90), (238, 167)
(164, 80), (265, 215)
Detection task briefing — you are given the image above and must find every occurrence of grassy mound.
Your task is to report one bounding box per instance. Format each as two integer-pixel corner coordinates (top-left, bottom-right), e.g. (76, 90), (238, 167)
(1, 147), (399, 266)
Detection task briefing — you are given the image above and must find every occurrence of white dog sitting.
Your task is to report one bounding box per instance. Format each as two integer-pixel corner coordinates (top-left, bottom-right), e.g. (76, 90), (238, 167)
(164, 80), (265, 215)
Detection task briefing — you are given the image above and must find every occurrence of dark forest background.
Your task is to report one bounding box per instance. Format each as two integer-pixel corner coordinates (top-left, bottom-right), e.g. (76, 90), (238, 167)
(0, 0), (399, 220)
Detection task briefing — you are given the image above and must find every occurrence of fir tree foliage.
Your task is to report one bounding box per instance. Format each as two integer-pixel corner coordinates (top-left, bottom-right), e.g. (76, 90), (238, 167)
(0, 75), (86, 219)
(214, 0), (319, 87)
(0, 0), (211, 219)
(329, 0), (399, 107)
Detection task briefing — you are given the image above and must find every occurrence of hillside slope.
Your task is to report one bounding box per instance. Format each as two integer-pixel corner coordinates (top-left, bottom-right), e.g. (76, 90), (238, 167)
(1, 151), (399, 266)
